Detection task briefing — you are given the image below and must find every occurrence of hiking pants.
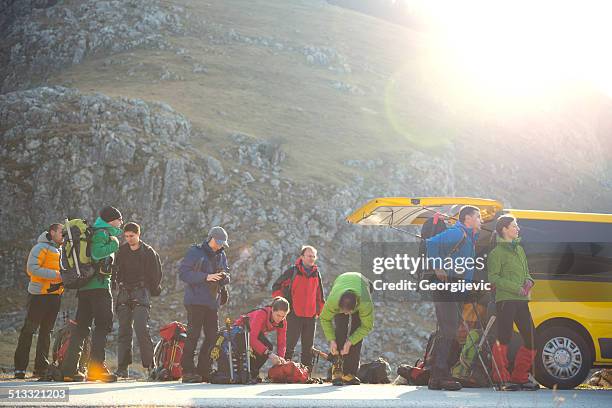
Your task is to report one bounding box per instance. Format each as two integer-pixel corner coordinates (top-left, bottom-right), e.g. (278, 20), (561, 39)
(250, 334), (273, 378)
(61, 289), (113, 375)
(334, 312), (363, 376)
(432, 298), (462, 379)
(14, 294), (61, 372)
(181, 304), (218, 378)
(285, 313), (316, 367)
(496, 300), (535, 349)
(116, 285), (154, 369)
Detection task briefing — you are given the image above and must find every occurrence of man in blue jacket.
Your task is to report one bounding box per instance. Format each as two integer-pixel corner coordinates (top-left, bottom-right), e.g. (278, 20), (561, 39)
(425, 205), (481, 391)
(179, 226), (230, 383)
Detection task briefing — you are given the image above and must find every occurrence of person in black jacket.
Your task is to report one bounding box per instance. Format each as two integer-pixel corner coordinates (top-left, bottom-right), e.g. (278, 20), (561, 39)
(113, 222), (162, 378)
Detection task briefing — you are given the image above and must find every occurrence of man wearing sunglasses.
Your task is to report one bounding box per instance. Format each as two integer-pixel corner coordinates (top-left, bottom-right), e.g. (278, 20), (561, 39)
(179, 226), (231, 383)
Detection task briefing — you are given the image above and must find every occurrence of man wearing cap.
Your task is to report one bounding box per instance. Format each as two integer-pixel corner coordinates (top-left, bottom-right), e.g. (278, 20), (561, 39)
(179, 226), (231, 383)
(61, 206), (123, 382)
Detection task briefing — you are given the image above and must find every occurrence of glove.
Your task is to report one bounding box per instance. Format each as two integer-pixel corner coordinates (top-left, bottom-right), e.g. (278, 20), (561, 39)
(519, 279), (534, 297)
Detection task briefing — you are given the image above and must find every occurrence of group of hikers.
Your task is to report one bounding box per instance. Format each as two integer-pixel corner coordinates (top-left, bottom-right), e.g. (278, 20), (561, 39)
(14, 204), (539, 391)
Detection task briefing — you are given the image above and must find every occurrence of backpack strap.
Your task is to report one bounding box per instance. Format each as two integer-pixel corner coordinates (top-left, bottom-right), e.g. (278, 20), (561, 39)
(448, 230), (468, 257)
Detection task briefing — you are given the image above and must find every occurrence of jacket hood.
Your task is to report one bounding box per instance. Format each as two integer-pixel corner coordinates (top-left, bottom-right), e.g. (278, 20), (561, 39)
(37, 231), (54, 245)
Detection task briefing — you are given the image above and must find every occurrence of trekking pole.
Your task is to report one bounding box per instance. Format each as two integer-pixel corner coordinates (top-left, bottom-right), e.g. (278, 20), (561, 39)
(64, 218), (81, 278)
(243, 315), (251, 380)
(309, 320), (317, 378)
(471, 301), (507, 390)
(454, 301), (497, 392)
(225, 318), (234, 383)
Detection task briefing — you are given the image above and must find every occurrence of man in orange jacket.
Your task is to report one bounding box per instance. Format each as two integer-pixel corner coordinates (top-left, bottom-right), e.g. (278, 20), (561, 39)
(14, 223), (64, 379)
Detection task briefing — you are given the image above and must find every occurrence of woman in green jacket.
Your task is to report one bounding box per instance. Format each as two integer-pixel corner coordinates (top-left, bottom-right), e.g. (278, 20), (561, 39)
(488, 215), (539, 391)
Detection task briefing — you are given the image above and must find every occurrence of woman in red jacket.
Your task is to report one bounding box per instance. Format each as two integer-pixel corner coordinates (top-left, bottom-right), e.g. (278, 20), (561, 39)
(234, 297), (289, 380)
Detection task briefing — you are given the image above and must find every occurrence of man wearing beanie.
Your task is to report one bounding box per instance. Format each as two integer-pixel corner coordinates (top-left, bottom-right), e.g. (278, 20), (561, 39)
(179, 226), (231, 383)
(61, 206), (123, 382)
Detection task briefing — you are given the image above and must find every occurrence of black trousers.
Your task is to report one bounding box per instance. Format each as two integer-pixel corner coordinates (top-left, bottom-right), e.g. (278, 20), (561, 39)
(334, 312), (363, 376)
(285, 313), (316, 367)
(61, 289), (113, 375)
(496, 300), (535, 349)
(431, 298), (462, 379)
(14, 294), (61, 372)
(181, 304), (218, 377)
(116, 286), (154, 369)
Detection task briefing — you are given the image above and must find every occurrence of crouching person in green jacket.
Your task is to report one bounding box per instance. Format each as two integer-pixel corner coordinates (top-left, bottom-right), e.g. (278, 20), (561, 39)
(320, 272), (374, 386)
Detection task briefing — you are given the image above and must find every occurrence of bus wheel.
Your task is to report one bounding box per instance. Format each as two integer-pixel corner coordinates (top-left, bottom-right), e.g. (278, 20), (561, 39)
(535, 326), (592, 389)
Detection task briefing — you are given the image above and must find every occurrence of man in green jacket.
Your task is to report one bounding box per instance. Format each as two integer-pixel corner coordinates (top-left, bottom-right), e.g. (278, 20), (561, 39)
(320, 272), (374, 385)
(61, 206), (123, 382)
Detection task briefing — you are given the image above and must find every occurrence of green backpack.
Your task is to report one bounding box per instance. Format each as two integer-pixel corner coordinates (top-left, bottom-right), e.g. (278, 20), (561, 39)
(451, 329), (490, 387)
(61, 219), (98, 289)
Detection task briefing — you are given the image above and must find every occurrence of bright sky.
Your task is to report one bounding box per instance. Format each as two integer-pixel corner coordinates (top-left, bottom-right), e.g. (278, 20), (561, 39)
(410, 0), (612, 103)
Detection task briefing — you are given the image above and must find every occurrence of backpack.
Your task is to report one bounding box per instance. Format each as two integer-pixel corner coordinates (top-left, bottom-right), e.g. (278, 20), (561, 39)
(416, 214), (467, 283)
(357, 357), (391, 384)
(451, 328), (492, 387)
(41, 318), (91, 381)
(397, 331), (437, 385)
(397, 360), (430, 386)
(210, 317), (254, 384)
(60, 219), (99, 289)
(150, 321), (188, 381)
(268, 361), (310, 383)
(272, 267), (298, 301)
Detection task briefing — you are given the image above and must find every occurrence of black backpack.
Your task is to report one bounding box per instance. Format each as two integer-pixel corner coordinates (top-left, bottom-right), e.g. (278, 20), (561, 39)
(357, 357), (391, 384)
(416, 214), (466, 283)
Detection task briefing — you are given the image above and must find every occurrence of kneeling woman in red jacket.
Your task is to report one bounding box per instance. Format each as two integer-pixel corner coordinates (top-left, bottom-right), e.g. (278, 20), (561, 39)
(234, 297), (289, 380)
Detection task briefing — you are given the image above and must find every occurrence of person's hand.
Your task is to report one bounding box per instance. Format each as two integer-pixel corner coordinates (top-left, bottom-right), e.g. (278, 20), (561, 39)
(341, 340), (352, 356)
(206, 272), (224, 282)
(330, 340), (338, 355)
(519, 279), (534, 296)
(277, 356), (287, 364)
(269, 353), (282, 365)
(434, 269), (447, 282)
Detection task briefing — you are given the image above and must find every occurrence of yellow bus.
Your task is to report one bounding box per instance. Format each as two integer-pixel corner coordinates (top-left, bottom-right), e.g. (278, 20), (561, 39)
(347, 197), (612, 389)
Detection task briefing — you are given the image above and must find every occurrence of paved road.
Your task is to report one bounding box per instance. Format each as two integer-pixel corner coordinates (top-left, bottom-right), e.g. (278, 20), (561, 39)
(0, 380), (610, 407)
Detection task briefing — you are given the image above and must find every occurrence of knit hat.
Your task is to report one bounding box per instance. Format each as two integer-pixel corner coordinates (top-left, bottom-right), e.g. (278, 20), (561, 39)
(100, 206), (122, 223)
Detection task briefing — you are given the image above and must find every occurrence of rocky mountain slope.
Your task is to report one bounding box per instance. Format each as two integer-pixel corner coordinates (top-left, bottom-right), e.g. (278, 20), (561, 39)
(1, 0), (611, 368)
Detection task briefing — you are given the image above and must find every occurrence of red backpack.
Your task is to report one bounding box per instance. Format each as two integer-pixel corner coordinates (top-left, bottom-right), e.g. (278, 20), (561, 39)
(151, 321), (187, 381)
(268, 361), (310, 383)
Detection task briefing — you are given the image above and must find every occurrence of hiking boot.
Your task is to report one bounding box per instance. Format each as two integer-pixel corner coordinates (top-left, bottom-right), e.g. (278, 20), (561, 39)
(332, 377), (344, 386)
(428, 377), (462, 391)
(14, 370), (26, 379)
(342, 374), (361, 385)
(182, 372), (203, 383)
(520, 379), (540, 391)
(114, 367), (129, 379)
(500, 382), (521, 391)
(63, 371), (86, 382)
(332, 361), (343, 386)
(87, 362), (117, 383)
